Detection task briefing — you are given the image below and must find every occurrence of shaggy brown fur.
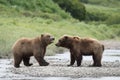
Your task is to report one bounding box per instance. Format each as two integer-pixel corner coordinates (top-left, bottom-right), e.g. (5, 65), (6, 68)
(56, 35), (104, 67)
(12, 33), (55, 68)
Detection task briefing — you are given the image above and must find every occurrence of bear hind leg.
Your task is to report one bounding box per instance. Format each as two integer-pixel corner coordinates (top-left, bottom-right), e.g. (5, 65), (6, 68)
(96, 54), (102, 67)
(77, 55), (82, 66)
(92, 54), (97, 66)
(92, 54), (102, 67)
(23, 57), (33, 66)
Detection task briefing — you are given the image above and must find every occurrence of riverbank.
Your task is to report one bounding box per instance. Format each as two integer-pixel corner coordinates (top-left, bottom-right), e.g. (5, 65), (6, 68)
(10, 58), (120, 78)
(0, 50), (119, 79)
(0, 41), (120, 79)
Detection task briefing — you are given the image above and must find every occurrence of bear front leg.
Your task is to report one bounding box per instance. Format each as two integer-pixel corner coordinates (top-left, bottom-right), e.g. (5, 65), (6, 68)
(77, 55), (82, 66)
(40, 58), (49, 66)
(68, 53), (75, 66)
(34, 55), (49, 66)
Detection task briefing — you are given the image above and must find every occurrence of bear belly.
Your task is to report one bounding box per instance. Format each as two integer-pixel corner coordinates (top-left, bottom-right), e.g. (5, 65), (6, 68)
(81, 51), (93, 56)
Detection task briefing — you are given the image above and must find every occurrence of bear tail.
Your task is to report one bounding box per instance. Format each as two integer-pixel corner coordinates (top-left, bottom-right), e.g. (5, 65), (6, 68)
(102, 45), (104, 51)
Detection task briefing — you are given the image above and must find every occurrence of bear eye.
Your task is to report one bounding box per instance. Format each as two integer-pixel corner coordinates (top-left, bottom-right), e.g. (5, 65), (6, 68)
(59, 40), (62, 42)
(47, 35), (50, 38)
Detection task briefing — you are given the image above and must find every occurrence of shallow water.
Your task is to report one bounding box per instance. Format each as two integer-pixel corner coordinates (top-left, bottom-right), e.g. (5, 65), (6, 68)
(0, 50), (120, 79)
(19, 77), (120, 80)
(49, 49), (120, 62)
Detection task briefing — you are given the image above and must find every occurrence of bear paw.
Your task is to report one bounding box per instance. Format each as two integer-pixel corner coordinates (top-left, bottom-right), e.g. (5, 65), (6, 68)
(40, 62), (49, 66)
(25, 63), (33, 66)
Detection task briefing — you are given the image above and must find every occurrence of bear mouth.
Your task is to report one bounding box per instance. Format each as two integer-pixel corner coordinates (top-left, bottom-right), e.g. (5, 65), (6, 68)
(55, 43), (60, 47)
(50, 40), (54, 43)
(50, 38), (55, 43)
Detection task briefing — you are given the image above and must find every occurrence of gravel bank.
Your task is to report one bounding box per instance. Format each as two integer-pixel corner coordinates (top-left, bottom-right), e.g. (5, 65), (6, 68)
(10, 56), (120, 78)
(1, 40), (120, 79)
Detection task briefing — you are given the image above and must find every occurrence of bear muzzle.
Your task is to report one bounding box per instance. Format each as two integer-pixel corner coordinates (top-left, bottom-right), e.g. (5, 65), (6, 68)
(55, 43), (60, 47)
(50, 37), (55, 43)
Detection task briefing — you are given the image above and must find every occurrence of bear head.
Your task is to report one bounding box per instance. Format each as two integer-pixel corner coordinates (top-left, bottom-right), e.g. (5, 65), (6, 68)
(55, 35), (74, 49)
(41, 33), (55, 45)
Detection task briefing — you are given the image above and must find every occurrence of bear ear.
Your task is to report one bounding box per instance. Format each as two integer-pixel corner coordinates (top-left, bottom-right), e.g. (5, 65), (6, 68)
(73, 37), (76, 39)
(64, 36), (68, 39)
(41, 34), (44, 37)
(73, 36), (80, 40)
(73, 37), (78, 39)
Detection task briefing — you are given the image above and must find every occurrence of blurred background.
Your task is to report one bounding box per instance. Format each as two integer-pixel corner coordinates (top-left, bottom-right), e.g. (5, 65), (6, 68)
(0, 0), (120, 58)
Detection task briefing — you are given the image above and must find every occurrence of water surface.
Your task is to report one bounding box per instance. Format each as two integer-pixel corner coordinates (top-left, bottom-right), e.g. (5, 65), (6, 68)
(0, 50), (120, 79)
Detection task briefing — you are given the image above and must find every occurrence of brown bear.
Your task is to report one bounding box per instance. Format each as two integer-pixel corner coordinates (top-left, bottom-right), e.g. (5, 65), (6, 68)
(12, 33), (55, 68)
(55, 35), (104, 67)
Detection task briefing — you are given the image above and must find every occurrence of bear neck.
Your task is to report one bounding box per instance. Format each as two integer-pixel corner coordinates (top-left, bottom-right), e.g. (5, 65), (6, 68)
(69, 41), (78, 50)
(40, 41), (48, 48)
(40, 39), (48, 48)
(66, 44), (73, 50)
(36, 37), (48, 48)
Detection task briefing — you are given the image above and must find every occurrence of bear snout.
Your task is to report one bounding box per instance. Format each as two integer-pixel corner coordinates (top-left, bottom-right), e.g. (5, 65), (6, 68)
(55, 43), (60, 47)
(49, 37), (55, 43)
(51, 37), (55, 41)
(50, 37), (55, 43)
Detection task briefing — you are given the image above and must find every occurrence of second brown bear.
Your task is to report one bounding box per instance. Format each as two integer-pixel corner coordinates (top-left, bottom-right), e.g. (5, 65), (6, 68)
(56, 35), (104, 67)
(12, 33), (55, 68)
